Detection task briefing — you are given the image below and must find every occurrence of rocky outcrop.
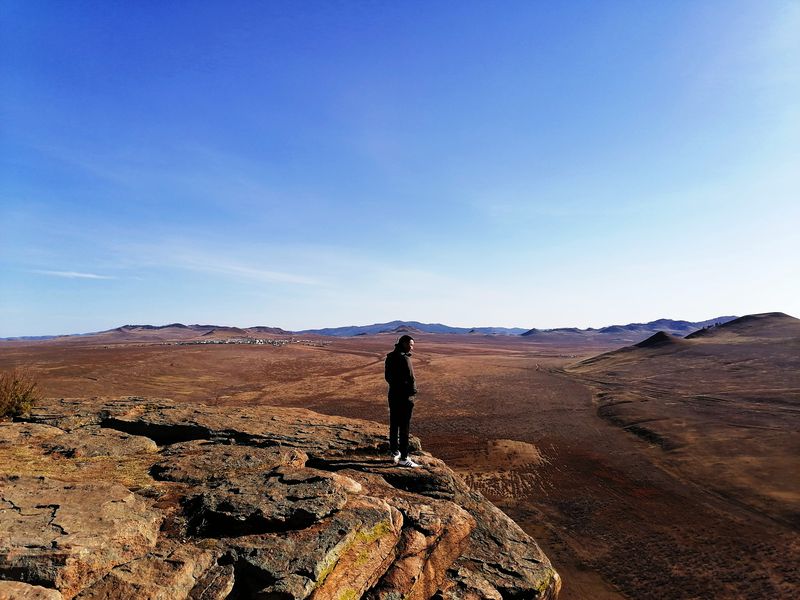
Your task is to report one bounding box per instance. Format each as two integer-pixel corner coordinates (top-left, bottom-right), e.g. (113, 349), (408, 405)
(1, 397), (560, 599)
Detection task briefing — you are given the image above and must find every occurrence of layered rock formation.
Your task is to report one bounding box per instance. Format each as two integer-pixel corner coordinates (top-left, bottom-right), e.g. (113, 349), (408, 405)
(0, 397), (560, 599)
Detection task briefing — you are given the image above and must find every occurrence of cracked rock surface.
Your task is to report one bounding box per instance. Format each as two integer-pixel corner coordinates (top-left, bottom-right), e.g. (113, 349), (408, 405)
(1, 397), (560, 599)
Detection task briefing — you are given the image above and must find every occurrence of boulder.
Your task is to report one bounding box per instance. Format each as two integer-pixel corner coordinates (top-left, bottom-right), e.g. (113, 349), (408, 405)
(353, 472), (475, 600)
(226, 496), (402, 599)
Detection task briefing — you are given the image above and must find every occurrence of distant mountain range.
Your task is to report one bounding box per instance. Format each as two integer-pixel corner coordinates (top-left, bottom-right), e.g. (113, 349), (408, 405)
(295, 317), (740, 338)
(521, 316), (737, 339)
(295, 320), (529, 336)
(2, 316), (739, 341)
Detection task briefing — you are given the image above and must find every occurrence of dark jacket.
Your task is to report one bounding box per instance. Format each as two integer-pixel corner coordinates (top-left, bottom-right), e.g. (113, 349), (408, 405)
(385, 346), (417, 400)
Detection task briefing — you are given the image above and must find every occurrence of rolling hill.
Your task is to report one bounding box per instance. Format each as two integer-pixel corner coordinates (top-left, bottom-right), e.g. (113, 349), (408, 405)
(566, 311), (800, 527)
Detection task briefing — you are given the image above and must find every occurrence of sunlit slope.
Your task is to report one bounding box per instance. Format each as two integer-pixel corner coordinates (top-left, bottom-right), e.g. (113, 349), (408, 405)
(567, 312), (800, 526)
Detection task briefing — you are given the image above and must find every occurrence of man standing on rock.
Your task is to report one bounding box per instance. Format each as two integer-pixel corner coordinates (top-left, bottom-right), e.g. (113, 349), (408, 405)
(384, 334), (419, 467)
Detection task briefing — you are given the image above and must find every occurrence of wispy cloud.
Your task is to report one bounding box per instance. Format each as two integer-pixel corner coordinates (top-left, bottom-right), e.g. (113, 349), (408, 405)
(32, 270), (116, 280)
(109, 240), (323, 286)
(180, 260), (321, 286)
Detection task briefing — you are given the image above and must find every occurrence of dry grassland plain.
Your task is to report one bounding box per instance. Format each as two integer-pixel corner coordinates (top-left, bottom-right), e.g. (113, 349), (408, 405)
(1, 328), (797, 599)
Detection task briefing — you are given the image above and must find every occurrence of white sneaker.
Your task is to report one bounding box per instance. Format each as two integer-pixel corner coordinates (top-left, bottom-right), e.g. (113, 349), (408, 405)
(398, 457), (420, 468)
(391, 451), (401, 464)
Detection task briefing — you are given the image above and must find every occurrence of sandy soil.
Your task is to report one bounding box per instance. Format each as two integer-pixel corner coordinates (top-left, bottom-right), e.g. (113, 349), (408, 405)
(1, 328), (798, 599)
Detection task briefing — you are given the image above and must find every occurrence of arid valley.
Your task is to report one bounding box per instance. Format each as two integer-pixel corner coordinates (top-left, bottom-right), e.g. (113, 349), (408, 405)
(2, 313), (798, 599)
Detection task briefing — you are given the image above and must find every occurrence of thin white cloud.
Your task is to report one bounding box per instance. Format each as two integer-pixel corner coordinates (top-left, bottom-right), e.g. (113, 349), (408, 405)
(186, 261), (321, 286)
(105, 238), (324, 286)
(32, 270), (116, 280)
(125, 240), (323, 286)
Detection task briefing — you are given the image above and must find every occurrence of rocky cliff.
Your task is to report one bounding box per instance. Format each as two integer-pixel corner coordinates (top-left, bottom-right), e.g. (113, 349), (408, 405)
(0, 397), (560, 599)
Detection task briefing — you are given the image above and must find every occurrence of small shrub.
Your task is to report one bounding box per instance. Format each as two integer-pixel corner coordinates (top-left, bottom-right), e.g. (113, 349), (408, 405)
(0, 368), (41, 418)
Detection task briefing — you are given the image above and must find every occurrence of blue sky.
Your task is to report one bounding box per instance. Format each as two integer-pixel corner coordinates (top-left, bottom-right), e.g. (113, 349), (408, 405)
(2, 1), (798, 336)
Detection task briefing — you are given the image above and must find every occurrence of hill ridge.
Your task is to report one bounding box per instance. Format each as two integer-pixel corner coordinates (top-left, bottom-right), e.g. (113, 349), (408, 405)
(0, 315), (751, 341)
(635, 331), (687, 348)
(686, 312), (797, 339)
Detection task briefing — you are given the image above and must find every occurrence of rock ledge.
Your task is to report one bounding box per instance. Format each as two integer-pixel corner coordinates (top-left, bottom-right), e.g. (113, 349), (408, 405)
(1, 397), (560, 599)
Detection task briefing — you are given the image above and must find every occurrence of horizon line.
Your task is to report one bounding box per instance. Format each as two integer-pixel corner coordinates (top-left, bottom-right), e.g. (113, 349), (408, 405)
(0, 313), (760, 340)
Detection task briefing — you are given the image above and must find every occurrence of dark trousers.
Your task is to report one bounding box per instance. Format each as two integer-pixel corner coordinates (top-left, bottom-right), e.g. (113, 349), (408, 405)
(388, 396), (414, 459)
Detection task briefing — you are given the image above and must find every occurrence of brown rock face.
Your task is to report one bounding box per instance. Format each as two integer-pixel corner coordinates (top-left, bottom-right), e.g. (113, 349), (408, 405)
(75, 541), (218, 600)
(0, 580), (64, 599)
(0, 475), (162, 598)
(0, 397), (559, 599)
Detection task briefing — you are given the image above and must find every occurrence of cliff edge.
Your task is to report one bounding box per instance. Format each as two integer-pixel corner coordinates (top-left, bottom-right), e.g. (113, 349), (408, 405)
(0, 397), (560, 599)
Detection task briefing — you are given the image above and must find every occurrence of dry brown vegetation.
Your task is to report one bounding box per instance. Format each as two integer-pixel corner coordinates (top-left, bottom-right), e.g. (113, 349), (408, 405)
(1, 317), (798, 599)
(0, 368), (40, 418)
